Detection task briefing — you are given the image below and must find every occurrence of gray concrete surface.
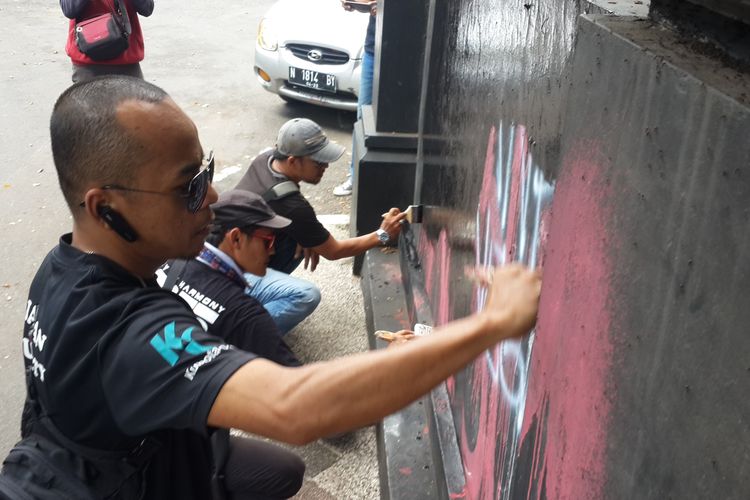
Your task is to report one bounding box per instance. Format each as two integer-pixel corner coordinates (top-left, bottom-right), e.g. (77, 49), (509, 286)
(0, 1), (376, 498)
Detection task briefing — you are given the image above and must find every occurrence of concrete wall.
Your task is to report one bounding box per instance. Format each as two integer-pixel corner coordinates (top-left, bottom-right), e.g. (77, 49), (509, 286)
(400, 1), (750, 498)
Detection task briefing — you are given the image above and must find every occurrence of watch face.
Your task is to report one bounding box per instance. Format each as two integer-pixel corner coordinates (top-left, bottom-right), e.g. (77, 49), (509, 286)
(377, 229), (390, 244)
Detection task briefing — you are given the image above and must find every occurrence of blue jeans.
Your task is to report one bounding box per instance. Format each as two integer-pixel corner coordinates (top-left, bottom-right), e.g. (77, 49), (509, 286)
(349, 50), (374, 177)
(245, 268), (320, 334)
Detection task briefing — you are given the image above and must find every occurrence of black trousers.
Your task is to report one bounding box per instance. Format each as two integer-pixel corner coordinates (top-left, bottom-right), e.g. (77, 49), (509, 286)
(224, 436), (305, 500)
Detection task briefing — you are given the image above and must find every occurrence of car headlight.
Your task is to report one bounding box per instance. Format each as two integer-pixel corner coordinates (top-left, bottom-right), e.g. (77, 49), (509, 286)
(257, 18), (278, 52)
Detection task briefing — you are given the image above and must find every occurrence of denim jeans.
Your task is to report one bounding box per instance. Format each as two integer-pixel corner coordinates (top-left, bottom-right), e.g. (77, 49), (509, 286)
(349, 50), (374, 177)
(244, 268), (321, 334)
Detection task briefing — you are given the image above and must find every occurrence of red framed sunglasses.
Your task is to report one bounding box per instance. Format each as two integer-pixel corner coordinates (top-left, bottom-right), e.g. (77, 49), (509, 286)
(252, 232), (275, 250)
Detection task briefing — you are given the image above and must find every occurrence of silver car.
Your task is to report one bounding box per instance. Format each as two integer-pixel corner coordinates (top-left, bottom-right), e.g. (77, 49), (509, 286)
(254, 0), (369, 112)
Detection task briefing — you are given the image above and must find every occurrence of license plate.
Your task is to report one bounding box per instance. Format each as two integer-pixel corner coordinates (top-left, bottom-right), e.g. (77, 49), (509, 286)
(288, 67), (336, 93)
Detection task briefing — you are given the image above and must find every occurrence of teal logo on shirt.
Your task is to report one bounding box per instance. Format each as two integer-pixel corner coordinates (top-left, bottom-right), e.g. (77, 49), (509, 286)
(150, 321), (210, 366)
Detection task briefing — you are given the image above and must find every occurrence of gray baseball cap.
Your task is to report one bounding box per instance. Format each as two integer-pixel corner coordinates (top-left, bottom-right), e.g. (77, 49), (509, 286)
(212, 189), (291, 230)
(275, 118), (346, 163)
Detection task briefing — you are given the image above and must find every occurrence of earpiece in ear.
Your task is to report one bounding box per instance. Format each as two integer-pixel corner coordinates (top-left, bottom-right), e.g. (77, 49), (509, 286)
(97, 205), (139, 243)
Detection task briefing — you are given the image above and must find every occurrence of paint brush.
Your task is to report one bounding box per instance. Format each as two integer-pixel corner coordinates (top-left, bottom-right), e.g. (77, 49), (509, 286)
(375, 330), (418, 344)
(375, 324), (431, 344)
(381, 204), (423, 224)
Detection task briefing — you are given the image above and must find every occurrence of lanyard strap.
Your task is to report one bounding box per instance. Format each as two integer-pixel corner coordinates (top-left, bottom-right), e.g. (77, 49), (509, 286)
(197, 246), (247, 288)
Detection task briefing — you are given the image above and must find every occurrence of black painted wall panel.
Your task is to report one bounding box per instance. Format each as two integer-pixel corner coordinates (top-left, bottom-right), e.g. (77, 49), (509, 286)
(388, 0), (750, 497)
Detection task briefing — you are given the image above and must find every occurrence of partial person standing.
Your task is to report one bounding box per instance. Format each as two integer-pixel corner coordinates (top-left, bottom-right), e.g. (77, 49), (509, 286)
(60, 0), (154, 82)
(333, 0), (376, 196)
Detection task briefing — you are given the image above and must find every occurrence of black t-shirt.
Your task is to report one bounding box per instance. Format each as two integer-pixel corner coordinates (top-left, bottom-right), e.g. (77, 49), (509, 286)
(157, 258), (300, 367)
(21, 235), (256, 499)
(234, 151), (330, 270)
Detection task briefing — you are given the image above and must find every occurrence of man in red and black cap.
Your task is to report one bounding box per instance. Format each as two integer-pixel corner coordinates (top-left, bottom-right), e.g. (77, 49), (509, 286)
(158, 189), (301, 367)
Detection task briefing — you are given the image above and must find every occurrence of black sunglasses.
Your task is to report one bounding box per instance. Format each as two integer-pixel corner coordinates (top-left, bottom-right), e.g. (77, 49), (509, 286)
(78, 152), (215, 213)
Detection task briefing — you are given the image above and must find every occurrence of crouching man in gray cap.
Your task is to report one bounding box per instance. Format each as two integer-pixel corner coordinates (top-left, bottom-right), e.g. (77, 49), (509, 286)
(158, 189), (301, 367)
(235, 118), (406, 330)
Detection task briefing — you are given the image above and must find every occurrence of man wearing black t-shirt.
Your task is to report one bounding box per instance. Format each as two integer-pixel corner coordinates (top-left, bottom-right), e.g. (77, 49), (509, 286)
(11, 77), (303, 499)
(236, 118), (406, 274)
(236, 118), (405, 332)
(234, 118), (406, 328)
(4, 76), (542, 499)
(158, 189), (301, 367)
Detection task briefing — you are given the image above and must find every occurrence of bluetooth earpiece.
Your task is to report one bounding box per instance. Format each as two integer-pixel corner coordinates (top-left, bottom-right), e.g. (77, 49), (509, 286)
(97, 205), (139, 242)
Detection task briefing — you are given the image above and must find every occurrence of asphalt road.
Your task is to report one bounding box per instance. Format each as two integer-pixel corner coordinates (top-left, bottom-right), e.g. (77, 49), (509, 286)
(0, 0), (358, 456)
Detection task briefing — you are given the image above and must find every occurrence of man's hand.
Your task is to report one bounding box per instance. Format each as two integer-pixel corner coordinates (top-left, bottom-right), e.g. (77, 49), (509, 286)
(303, 248), (320, 272)
(376, 329), (417, 346)
(380, 208), (408, 240)
(480, 264), (542, 340)
(341, 0), (377, 14)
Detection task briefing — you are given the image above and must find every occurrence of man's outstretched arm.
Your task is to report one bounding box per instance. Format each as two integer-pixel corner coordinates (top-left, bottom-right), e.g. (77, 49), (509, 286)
(312, 208), (407, 261)
(208, 264), (541, 445)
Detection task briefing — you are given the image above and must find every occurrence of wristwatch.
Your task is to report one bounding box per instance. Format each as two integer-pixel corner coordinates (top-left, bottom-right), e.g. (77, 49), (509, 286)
(376, 228), (391, 245)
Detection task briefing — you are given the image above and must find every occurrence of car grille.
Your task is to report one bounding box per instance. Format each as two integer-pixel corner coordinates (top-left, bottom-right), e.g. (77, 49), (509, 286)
(286, 44), (350, 65)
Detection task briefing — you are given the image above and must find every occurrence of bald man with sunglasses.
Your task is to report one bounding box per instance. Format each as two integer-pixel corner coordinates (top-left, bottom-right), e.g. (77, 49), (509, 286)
(2, 76), (541, 499)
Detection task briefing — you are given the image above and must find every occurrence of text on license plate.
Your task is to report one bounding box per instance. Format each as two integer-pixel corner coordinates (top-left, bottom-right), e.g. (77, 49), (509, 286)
(288, 67), (336, 93)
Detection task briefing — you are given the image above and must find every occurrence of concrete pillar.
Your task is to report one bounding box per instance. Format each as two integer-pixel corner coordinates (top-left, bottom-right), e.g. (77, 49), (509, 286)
(350, 0), (429, 274)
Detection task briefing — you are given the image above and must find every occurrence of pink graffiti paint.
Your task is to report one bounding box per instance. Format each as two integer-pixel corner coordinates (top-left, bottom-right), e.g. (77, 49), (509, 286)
(399, 467), (413, 476)
(419, 235), (436, 294)
(418, 123), (614, 499)
(436, 229), (452, 325)
(418, 228), (452, 326)
(457, 358), (501, 498)
(393, 307), (411, 330)
(503, 126), (527, 262)
(476, 126), (502, 268)
(412, 288), (427, 314)
(519, 140), (614, 500)
(456, 124), (541, 498)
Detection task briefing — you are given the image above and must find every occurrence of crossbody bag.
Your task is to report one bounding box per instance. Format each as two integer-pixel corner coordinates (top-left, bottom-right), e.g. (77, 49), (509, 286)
(75, 0), (131, 61)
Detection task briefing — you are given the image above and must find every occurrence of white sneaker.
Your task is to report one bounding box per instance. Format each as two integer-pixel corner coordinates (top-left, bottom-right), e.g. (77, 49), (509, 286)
(333, 177), (353, 196)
